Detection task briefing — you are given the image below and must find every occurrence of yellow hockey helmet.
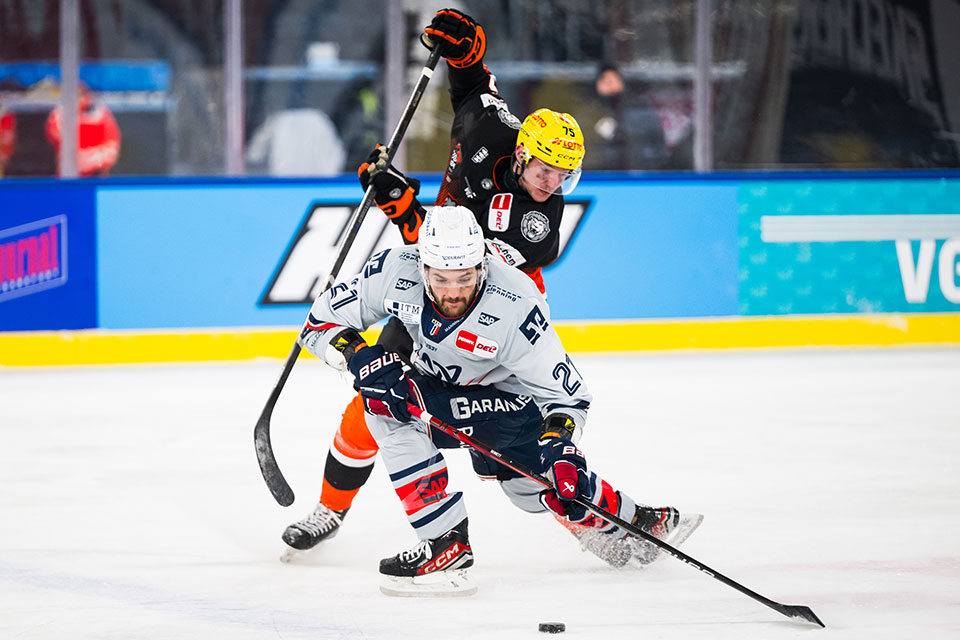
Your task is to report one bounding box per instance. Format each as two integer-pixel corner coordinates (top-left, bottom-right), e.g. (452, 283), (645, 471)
(516, 108), (585, 195)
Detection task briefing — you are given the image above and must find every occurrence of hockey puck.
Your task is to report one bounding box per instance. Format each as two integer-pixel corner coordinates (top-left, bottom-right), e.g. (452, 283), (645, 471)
(538, 622), (565, 633)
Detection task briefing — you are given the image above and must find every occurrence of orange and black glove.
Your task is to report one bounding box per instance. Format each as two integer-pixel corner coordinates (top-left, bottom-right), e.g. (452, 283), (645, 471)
(420, 8), (486, 69)
(357, 145), (425, 244)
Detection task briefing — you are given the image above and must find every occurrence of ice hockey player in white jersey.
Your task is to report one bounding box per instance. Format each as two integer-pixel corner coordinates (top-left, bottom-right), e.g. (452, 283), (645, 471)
(298, 205), (700, 594)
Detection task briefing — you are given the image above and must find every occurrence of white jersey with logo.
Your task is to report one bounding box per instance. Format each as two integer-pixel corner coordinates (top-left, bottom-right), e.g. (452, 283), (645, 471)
(300, 245), (591, 440)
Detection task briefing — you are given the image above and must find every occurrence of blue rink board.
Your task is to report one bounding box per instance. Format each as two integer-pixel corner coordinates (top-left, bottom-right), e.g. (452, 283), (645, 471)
(1, 172), (958, 332)
(94, 178), (740, 328)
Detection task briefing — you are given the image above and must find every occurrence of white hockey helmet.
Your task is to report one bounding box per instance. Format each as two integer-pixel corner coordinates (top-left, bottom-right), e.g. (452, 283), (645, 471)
(418, 204), (487, 302)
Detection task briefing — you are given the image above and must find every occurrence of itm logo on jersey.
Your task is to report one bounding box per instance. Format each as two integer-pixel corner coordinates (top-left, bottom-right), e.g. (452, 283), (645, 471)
(385, 299), (422, 324)
(455, 330), (499, 358)
(261, 202), (397, 306)
(0, 215), (68, 303)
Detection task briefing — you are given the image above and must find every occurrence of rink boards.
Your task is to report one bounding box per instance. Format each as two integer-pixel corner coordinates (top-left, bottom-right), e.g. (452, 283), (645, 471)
(1, 172), (959, 364)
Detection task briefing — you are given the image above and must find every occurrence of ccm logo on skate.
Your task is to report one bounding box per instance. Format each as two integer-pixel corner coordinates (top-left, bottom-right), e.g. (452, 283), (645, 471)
(422, 542), (469, 574)
(455, 330), (499, 358)
(357, 353), (401, 378)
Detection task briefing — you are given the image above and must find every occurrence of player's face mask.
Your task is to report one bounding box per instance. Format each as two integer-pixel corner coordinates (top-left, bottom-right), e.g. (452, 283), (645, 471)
(424, 266), (482, 317)
(518, 156), (582, 201)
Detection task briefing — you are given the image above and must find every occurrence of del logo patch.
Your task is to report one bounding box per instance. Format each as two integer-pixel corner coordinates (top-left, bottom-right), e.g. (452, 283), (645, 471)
(488, 193), (512, 233)
(455, 330), (499, 358)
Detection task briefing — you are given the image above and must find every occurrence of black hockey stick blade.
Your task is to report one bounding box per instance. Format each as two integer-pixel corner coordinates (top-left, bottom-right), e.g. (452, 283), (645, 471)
(254, 342), (300, 506)
(777, 604), (825, 628)
(408, 404), (825, 628)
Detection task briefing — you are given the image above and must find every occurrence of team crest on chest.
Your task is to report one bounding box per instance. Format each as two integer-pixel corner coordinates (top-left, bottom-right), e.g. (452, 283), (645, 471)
(429, 318), (443, 336)
(454, 330), (499, 358)
(488, 193), (512, 232)
(521, 210), (550, 243)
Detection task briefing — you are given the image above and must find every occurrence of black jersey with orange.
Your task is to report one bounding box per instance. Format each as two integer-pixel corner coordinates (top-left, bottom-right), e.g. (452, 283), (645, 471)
(428, 61), (565, 293)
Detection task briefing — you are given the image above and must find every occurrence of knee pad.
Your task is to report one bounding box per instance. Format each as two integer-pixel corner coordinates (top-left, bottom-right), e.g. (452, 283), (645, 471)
(333, 393), (379, 459)
(499, 477), (547, 514)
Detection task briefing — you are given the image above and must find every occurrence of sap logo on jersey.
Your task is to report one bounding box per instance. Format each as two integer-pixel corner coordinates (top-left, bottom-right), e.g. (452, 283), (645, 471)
(455, 330), (499, 358)
(395, 278), (418, 291)
(477, 312), (500, 326)
(488, 193), (512, 233)
(0, 215), (68, 303)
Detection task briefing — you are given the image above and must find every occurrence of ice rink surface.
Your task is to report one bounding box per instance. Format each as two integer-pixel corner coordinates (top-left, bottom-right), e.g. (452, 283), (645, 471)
(2, 347), (959, 638)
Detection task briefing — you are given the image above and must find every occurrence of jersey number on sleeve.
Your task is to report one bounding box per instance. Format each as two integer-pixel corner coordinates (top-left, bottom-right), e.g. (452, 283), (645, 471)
(519, 305), (549, 345)
(553, 355), (582, 395)
(363, 250), (388, 278)
(330, 282), (358, 310)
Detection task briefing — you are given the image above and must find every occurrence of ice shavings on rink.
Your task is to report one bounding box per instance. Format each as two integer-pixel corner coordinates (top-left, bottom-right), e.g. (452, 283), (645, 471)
(1, 348), (959, 638)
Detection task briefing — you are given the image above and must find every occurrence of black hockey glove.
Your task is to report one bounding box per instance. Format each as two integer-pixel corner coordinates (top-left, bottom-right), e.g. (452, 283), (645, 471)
(538, 415), (590, 522)
(357, 145), (425, 244)
(348, 344), (411, 422)
(421, 8), (486, 69)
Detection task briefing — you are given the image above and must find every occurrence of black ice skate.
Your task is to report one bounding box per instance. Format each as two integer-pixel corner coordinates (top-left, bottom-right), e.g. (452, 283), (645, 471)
(379, 518), (476, 597)
(565, 506), (703, 568)
(627, 506), (704, 565)
(279, 503), (348, 562)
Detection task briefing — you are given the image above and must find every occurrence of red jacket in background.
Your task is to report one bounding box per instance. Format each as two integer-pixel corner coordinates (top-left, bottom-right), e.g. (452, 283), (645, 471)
(46, 95), (121, 177)
(0, 106), (15, 174)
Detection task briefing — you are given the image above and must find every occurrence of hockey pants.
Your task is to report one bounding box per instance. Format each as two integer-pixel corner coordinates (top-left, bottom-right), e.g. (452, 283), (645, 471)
(365, 375), (639, 541)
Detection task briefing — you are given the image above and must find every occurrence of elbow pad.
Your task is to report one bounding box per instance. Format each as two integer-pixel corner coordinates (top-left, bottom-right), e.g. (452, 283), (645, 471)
(539, 413), (577, 442)
(321, 328), (367, 371)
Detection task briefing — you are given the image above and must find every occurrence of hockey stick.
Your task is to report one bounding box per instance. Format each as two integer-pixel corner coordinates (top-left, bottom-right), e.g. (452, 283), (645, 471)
(254, 46), (444, 507)
(407, 403), (825, 628)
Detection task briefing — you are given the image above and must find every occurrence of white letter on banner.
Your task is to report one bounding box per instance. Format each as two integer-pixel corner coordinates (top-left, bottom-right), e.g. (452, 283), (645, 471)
(896, 239), (936, 303)
(939, 238), (960, 303)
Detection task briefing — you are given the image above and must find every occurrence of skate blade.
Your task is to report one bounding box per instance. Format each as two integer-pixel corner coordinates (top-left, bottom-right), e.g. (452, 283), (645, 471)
(280, 546), (309, 563)
(379, 569), (477, 597)
(632, 513), (704, 567)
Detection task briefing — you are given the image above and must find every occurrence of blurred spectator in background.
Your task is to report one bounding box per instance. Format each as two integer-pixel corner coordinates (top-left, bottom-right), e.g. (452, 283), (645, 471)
(0, 98), (15, 176)
(246, 107), (345, 176)
(592, 63), (671, 170)
(45, 84), (121, 177)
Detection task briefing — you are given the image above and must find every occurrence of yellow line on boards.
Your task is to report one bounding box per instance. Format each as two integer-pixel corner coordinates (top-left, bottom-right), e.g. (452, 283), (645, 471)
(1, 314), (958, 367)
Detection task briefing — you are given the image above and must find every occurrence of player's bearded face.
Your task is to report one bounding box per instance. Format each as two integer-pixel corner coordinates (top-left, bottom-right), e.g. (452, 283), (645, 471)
(426, 266), (480, 317)
(519, 156), (569, 202)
